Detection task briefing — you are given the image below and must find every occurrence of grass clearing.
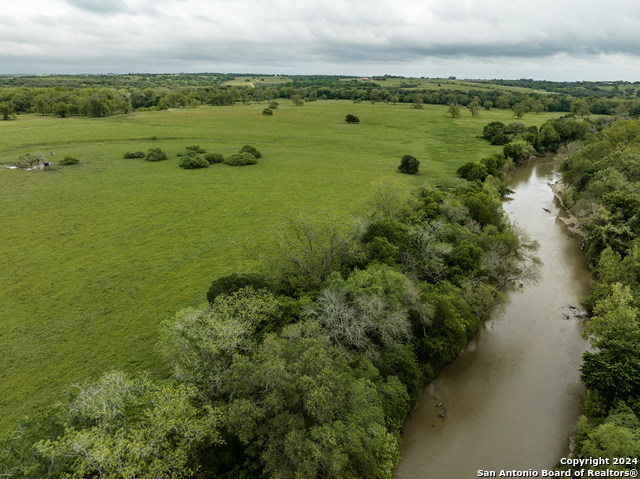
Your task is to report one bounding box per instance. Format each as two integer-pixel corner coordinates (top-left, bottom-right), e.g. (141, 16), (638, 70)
(0, 101), (563, 431)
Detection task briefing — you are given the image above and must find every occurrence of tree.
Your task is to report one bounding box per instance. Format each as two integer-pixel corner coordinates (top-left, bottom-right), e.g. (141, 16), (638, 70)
(365, 178), (410, 220)
(244, 207), (363, 290)
(582, 283), (639, 345)
(531, 100), (546, 114)
(345, 114), (360, 123)
(398, 154), (419, 174)
(32, 95), (49, 115)
(511, 102), (528, 119)
(262, 108), (273, 115)
(483, 100), (493, 110)
(571, 99), (591, 118)
(159, 288), (279, 399)
(223, 331), (401, 479)
(480, 225), (542, 290)
(503, 140), (535, 164)
(53, 102), (70, 118)
(304, 264), (414, 361)
(447, 102), (461, 118)
(467, 96), (481, 116)
(33, 371), (220, 478)
(0, 101), (16, 120)
(291, 94), (304, 106)
(581, 322), (640, 404)
(457, 161), (488, 182)
(412, 94), (423, 109)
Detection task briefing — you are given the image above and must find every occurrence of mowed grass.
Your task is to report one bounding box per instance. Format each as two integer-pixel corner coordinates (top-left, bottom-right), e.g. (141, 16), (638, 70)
(0, 101), (563, 432)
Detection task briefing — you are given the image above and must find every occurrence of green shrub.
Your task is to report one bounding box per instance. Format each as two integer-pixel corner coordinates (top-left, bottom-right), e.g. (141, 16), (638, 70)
(239, 145), (262, 158)
(345, 114), (360, 123)
(186, 145), (206, 154)
(176, 150), (196, 158)
(225, 153), (257, 166)
(146, 148), (168, 162)
(204, 153), (224, 164)
(178, 155), (209, 169)
(59, 156), (80, 165)
(398, 154), (419, 174)
(123, 151), (145, 159)
(268, 101), (279, 109)
(262, 108), (273, 116)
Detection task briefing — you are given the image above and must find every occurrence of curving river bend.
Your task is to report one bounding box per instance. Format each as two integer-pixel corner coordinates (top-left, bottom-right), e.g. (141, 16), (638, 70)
(396, 155), (592, 478)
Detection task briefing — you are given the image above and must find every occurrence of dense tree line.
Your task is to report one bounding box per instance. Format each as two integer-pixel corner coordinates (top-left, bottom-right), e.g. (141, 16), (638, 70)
(2, 75), (640, 120)
(1, 174), (541, 477)
(550, 118), (640, 473)
(470, 78), (640, 99)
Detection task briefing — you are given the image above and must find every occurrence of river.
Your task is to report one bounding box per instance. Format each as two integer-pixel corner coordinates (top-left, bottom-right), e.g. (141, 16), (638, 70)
(396, 155), (592, 478)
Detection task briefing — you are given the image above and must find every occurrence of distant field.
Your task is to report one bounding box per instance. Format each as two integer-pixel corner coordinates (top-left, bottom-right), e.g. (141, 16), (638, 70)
(223, 75), (291, 86)
(0, 101), (564, 432)
(346, 77), (549, 94)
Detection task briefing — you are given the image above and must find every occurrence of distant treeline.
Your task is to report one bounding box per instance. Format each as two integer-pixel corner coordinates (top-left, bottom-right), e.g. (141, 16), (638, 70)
(2, 75), (640, 119)
(470, 78), (640, 99)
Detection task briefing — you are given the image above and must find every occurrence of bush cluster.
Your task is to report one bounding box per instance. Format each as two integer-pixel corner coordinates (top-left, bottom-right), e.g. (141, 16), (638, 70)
(224, 152), (257, 166)
(178, 156), (209, 169)
(145, 148), (168, 162)
(204, 153), (224, 164)
(239, 145), (262, 159)
(123, 151), (145, 159)
(345, 114), (360, 123)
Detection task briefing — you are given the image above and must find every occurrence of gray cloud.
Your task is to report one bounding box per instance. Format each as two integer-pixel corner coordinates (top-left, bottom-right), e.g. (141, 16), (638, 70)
(1, 0), (640, 80)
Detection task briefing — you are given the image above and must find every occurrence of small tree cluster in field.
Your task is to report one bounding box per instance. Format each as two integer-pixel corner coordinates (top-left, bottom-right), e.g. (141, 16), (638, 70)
(186, 145), (205, 154)
(262, 108), (273, 116)
(123, 151), (145, 159)
(239, 145), (261, 159)
(59, 156), (80, 165)
(398, 154), (419, 174)
(224, 152), (257, 166)
(179, 155), (209, 169)
(269, 101), (279, 109)
(146, 148), (168, 162)
(345, 114), (360, 123)
(204, 153), (224, 164)
(177, 145), (206, 157)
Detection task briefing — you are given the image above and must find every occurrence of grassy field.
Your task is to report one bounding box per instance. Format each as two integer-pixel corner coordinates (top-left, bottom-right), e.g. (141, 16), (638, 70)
(0, 101), (564, 432)
(223, 75), (291, 86)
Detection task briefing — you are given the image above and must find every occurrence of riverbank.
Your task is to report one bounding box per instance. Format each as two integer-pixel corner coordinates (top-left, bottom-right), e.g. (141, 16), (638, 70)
(396, 155), (591, 478)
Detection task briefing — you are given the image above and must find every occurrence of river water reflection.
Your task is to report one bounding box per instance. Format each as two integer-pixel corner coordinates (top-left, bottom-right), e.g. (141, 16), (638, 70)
(396, 156), (592, 478)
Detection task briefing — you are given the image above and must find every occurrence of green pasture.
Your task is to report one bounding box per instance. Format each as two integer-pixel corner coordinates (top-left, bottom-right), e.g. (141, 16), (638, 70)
(222, 75), (291, 86)
(0, 101), (563, 432)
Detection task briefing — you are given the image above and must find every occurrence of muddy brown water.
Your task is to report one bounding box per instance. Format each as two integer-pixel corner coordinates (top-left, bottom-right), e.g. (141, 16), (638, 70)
(396, 156), (592, 478)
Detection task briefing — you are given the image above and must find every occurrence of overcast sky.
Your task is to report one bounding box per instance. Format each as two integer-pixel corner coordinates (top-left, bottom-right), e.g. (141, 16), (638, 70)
(1, 0), (639, 81)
